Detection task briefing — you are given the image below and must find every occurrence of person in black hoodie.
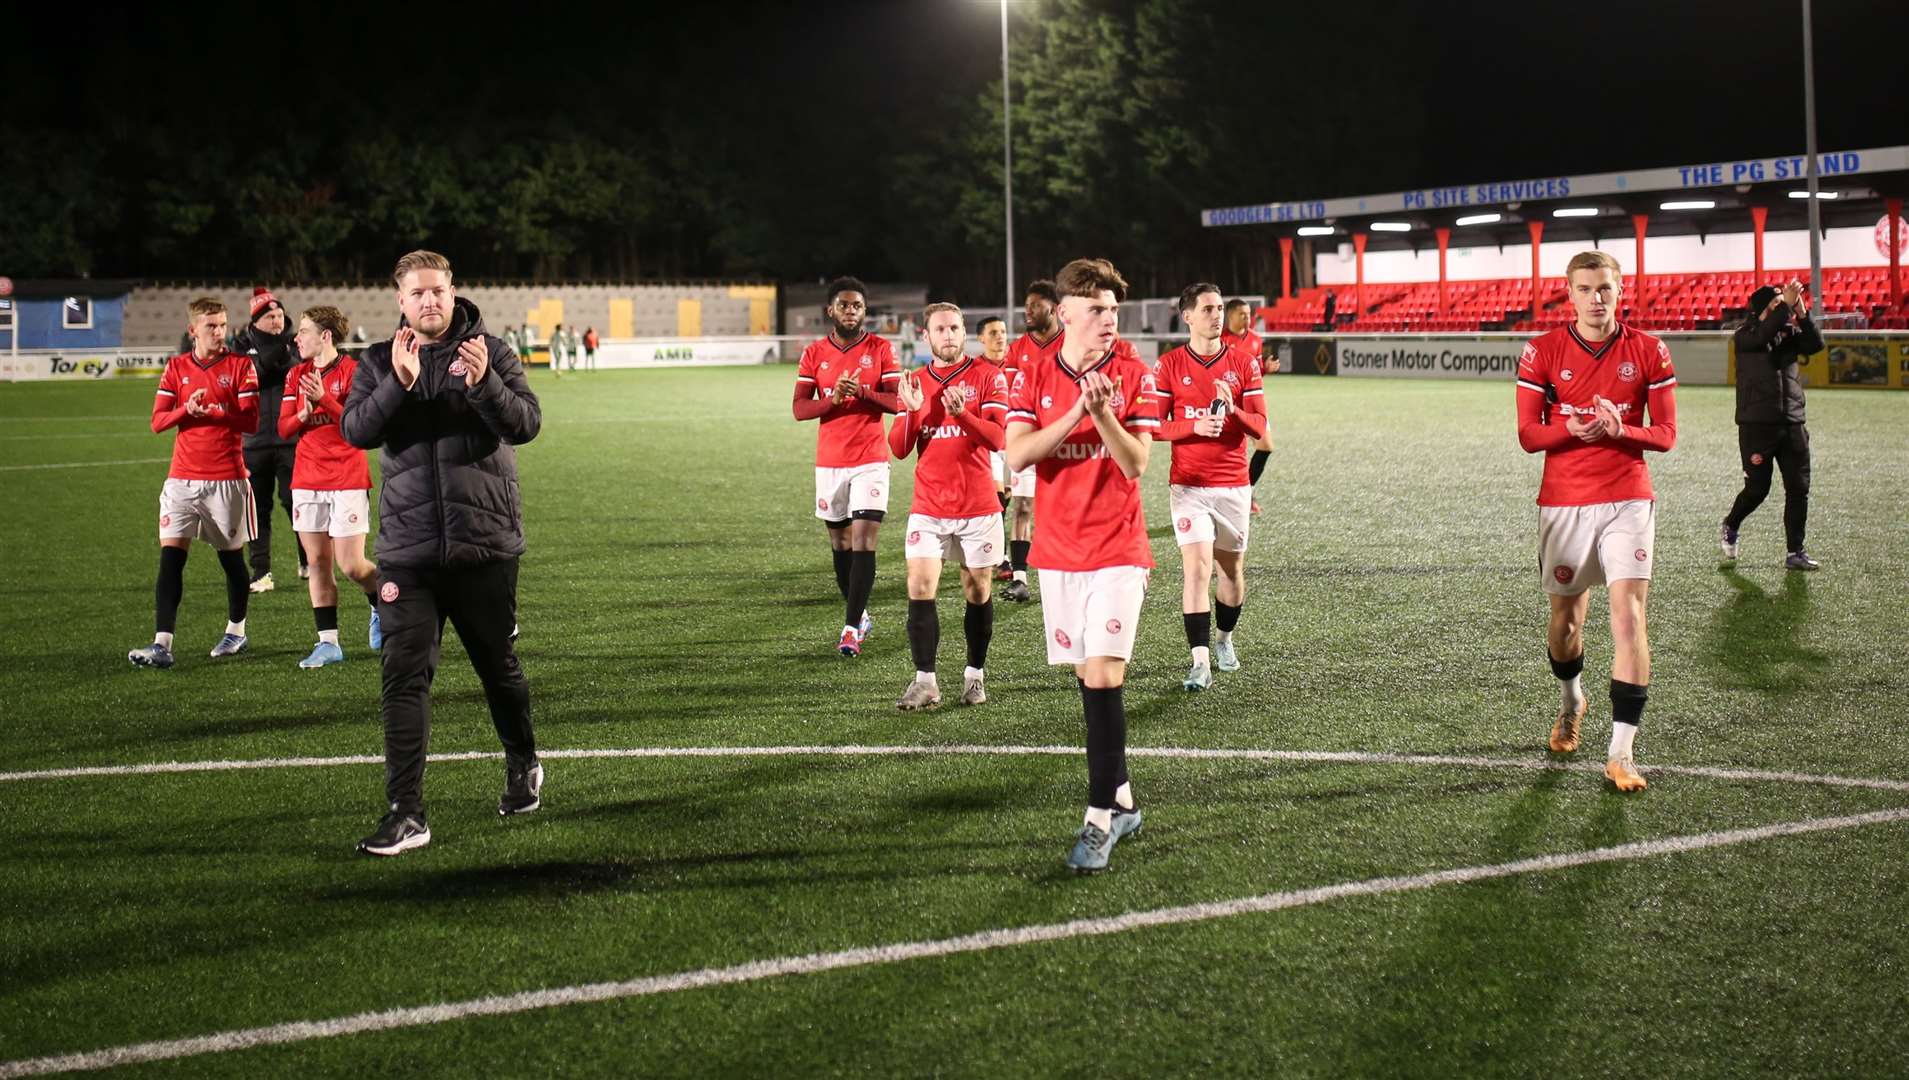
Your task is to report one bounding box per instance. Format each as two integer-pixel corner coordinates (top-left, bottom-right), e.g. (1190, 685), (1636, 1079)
(235, 287), (308, 590)
(1722, 280), (1823, 571)
(342, 250), (543, 856)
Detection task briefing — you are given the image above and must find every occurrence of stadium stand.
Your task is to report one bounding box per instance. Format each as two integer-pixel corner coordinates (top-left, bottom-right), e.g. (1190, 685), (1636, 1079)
(1260, 266), (1909, 333)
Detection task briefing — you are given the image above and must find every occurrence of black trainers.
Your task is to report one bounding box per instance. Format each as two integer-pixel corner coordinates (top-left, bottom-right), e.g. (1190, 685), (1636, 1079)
(499, 759), (544, 816)
(357, 809), (430, 856)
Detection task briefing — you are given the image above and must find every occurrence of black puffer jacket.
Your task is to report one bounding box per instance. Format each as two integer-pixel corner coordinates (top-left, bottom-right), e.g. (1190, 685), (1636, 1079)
(236, 321), (299, 449)
(341, 297), (540, 567)
(1732, 303), (1822, 425)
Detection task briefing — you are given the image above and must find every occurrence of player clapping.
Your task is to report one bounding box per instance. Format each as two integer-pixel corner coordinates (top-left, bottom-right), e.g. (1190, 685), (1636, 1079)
(887, 304), (1011, 709)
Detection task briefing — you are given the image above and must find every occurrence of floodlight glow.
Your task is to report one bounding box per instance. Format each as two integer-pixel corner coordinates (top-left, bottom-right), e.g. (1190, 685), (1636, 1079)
(1455, 213), (1502, 226)
(1787, 190), (1839, 199)
(1369, 222), (1412, 232)
(1660, 200), (1716, 210)
(1552, 207), (1599, 218)
(1296, 226), (1335, 236)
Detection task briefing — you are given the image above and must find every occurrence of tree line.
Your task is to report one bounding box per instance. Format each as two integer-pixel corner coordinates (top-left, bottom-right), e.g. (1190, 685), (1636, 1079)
(3, 0), (1424, 301)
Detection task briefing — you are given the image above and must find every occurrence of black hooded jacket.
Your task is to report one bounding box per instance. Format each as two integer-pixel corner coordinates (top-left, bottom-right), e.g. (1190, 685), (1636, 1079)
(341, 297), (540, 567)
(1731, 302), (1821, 425)
(236, 319), (299, 449)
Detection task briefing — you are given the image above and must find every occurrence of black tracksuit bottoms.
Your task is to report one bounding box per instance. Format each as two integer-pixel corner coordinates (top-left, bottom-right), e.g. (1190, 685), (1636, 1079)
(378, 557), (534, 814)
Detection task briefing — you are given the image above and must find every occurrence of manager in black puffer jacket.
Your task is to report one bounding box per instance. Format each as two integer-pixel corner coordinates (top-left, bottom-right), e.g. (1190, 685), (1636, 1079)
(342, 249), (544, 857)
(1721, 281), (1824, 571)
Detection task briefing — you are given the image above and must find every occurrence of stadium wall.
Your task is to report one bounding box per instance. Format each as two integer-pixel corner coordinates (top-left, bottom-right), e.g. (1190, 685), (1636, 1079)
(1317, 225), (1895, 285)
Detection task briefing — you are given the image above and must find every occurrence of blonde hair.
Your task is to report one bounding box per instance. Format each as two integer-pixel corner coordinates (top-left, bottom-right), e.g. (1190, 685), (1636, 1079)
(922, 301), (963, 323)
(187, 296), (226, 319)
(1565, 251), (1623, 279)
(393, 249), (453, 288)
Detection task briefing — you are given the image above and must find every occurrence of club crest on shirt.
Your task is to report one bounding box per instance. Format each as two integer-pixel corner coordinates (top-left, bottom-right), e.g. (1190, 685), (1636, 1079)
(1040, 395), (1053, 409)
(217, 374), (232, 387)
(449, 360), (468, 376)
(1109, 390), (1126, 410)
(821, 362), (831, 372)
(859, 356), (873, 368)
(1617, 361), (1638, 383)
(1223, 371), (1241, 387)
(1181, 375), (1194, 385)
(1560, 369), (1574, 381)
(380, 582), (400, 603)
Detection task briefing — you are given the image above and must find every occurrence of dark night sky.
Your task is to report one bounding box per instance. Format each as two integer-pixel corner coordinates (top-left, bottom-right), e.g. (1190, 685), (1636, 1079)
(14, 0), (1907, 253)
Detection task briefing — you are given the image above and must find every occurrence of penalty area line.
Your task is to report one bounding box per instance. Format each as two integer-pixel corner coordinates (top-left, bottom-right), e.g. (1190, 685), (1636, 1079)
(2, 744), (1906, 795)
(4, 804), (1906, 1078)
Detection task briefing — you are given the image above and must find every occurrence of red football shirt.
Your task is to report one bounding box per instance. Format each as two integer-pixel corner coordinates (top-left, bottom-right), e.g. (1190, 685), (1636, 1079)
(279, 356), (372, 491)
(1515, 323), (1679, 506)
(895, 358), (1010, 519)
(152, 350), (259, 481)
(796, 334), (901, 467)
(1151, 342), (1266, 487)
(1220, 328), (1264, 368)
(1006, 350), (1161, 571)
(1004, 328), (1063, 375)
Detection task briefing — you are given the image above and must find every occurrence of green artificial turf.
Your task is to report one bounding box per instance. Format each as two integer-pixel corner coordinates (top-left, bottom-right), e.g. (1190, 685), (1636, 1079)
(2, 367), (1905, 1077)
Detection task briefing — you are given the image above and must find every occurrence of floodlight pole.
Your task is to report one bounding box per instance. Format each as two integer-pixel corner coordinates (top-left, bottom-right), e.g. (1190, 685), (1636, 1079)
(1001, 0), (1016, 331)
(1802, 0), (1824, 318)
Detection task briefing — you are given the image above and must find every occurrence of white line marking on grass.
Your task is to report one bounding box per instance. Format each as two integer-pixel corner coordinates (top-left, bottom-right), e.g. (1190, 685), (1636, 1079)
(4, 804), (1905, 1078)
(0, 432), (153, 441)
(0, 415), (150, 423)
(0, 457), (170, 472)
(3, 744), (1906, 793)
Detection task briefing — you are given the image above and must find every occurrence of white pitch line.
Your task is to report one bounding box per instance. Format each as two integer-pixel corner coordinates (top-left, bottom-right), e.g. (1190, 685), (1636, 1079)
(3, 744), (1906, 794)
(0, 431), (154, 441)
(0, 415), (149, 423)
(4, 804), (1905, 1079)
(0, 457), (170, 472)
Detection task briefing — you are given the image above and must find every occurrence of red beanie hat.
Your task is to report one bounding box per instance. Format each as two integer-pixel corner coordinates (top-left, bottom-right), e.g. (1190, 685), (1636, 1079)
(250, 286), (280, 320)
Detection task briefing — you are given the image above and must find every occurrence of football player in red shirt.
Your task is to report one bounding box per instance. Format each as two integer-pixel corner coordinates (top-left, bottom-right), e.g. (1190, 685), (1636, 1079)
(280, 306), (381, 668)
(1153, 284), (1267, 690)
(998, 281), (1064, 602)
(128, 297), (262, 669)
(1221, 298), (1278, 513)
(793, 277), (902, 656)
(887, 303), (1011, 709)
(1005, 258), (1160, 873)
(1516, 251), (1678, 792)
